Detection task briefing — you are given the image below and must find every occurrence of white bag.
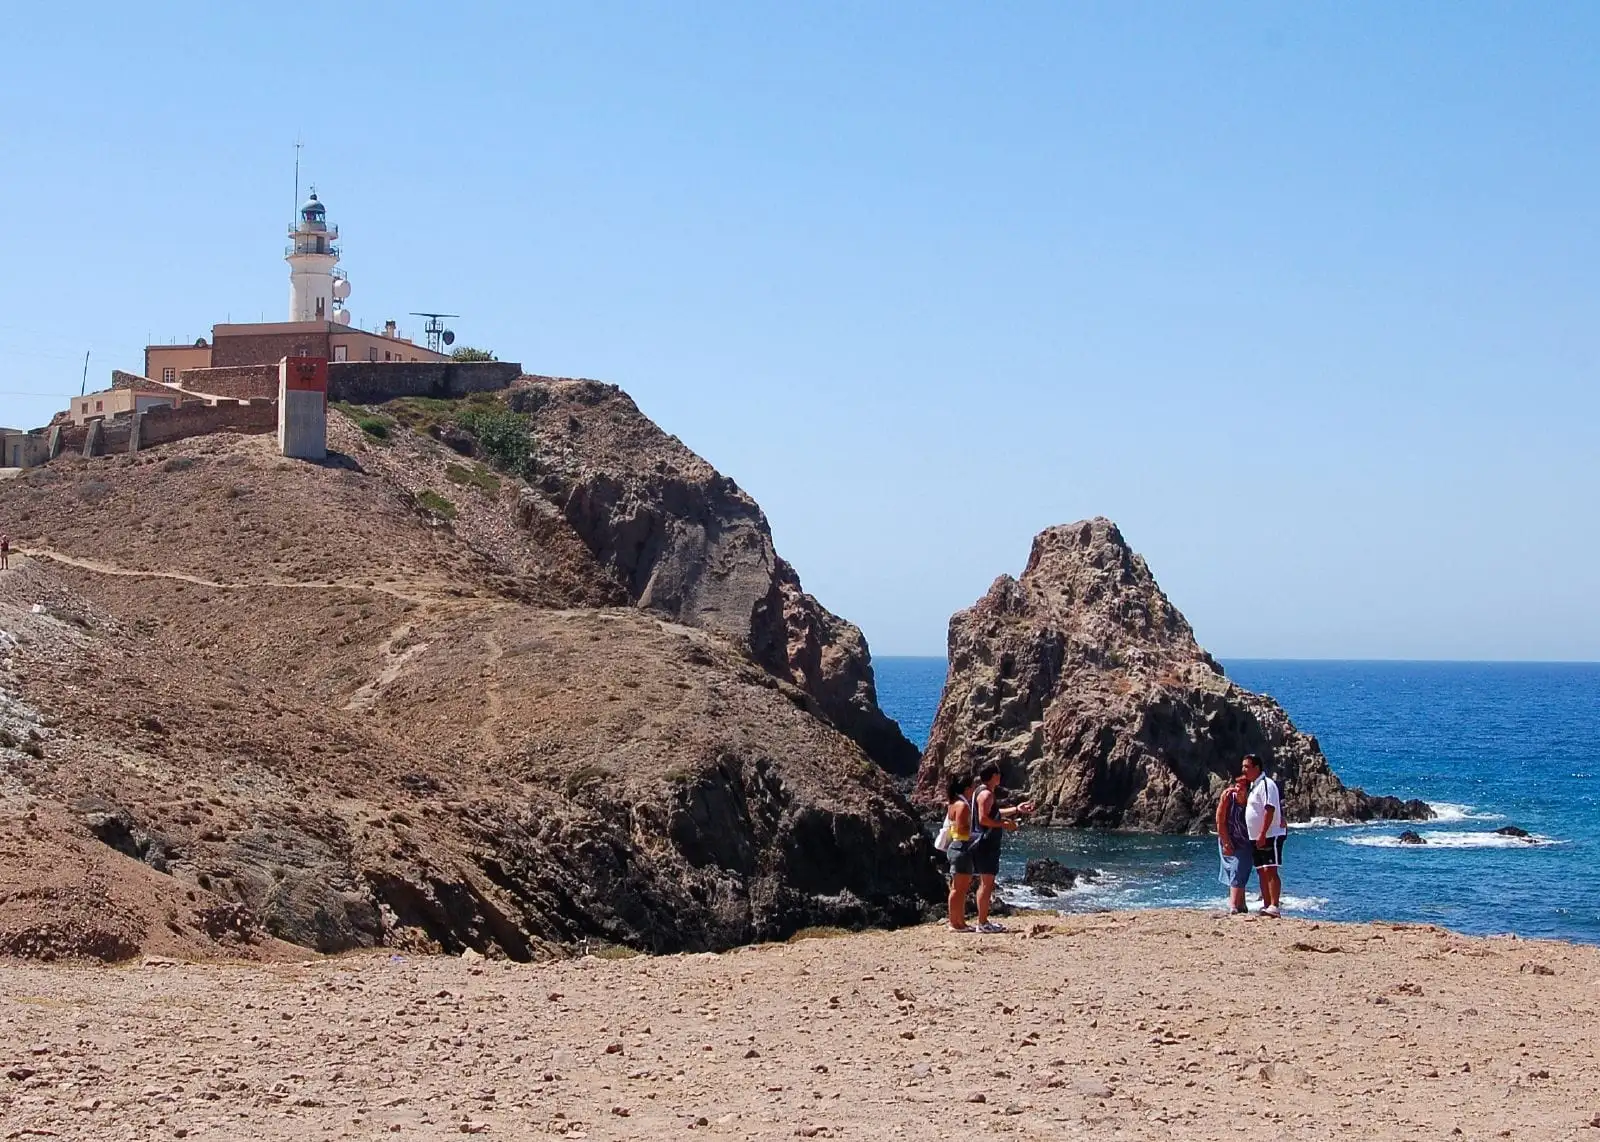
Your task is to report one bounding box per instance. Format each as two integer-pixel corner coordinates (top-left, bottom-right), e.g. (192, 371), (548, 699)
(934, 818), (953, 852)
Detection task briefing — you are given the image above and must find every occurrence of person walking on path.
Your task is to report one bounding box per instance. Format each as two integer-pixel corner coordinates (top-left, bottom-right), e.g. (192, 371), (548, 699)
(1215, 773), (1253, 914)
(942, 773), (978, 932)
(1242, 754), (1288, 917)
(971, 762), (1035, 933)
(0, 533), (9, 571)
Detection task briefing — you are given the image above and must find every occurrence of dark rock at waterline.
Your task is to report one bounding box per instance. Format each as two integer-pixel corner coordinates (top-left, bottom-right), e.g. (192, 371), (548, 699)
(915, 517), (1436, 832)
(1023, 858), (1083, 891)
(1397, 830), (1427, 845)
(1495, 825), (1531, 839)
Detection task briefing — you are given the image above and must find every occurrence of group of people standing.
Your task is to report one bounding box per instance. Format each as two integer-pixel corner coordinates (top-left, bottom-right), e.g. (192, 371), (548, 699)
(938, 753), (1291, 927)
(1215, 753), (1288, 917)
(939, 763), (1034, 932)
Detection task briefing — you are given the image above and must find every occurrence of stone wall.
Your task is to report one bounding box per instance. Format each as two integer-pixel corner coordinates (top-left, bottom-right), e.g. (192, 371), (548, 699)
(328, 361), (521, 404)
(110, 370), (174, 396)
(137, 401), (277, 450)
(83, 418), (133, 457)
(178, 365), (280, 401)
(212, 330), (330, 368)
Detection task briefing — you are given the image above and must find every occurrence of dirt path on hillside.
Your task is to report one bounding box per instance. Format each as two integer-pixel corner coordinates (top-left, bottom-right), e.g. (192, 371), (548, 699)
(3, 911), (1599, 1142)
(479, 628), (506, 750)
(20, 547), (448, 606)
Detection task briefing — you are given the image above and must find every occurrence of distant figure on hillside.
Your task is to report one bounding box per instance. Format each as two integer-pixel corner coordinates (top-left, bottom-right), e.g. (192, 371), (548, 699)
(970, 762), (1035, 933)
(0, 533), (9, 571)
(1243, 754), (1288, 917)
(942, 772), (978, 933)
(1215, 773), (1253, 914)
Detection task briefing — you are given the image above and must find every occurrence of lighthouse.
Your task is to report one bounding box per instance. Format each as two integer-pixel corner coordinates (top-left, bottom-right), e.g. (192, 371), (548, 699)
(286, 190), (352, 324)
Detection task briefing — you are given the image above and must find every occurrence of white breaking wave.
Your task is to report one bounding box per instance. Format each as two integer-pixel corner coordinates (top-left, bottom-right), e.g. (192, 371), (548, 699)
(1000, 871), (1117, 907)
(1426, 802), (1503, 823)
(1343, 830), (1561, 850)
(1141, 892), (1328, 914)
(1297, 816), (1364, 829)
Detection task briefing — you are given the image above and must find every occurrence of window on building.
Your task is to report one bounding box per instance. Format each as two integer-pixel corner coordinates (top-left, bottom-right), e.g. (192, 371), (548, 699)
(162, 367), (175, 383)
(95, 400), (103, 412)
(332, 345), (347, 362)
(384, 351), (392, 362)
(81, 402), (88, 413)
(369, 348), (378, 362)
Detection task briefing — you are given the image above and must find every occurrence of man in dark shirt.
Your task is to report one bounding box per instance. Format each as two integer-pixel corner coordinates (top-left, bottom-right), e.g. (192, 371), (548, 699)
(970, 762), (1035, 933)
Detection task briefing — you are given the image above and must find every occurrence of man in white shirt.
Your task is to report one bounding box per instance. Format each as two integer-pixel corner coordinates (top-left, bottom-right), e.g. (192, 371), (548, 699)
(1242, 754), (1287, 917)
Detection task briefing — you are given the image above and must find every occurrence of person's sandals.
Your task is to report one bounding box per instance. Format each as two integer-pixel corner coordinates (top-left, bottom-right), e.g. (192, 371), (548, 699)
(948, 925), (976, 934)
(977, 922), (1007, 933)
(1262, 905), (1281, 918)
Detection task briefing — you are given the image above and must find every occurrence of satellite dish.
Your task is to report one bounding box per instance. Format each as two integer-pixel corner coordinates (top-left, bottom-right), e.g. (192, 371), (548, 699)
(332, 307), (351, 325)
(442, 330), (456, 346)
(332, 278), (351, 300)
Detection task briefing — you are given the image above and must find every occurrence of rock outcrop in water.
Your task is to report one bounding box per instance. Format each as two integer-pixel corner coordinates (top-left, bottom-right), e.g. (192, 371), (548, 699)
(915, 518), (1432, 833)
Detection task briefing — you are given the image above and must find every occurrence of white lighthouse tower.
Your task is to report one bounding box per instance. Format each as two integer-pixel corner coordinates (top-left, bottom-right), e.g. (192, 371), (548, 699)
(286, 189), (352, 323)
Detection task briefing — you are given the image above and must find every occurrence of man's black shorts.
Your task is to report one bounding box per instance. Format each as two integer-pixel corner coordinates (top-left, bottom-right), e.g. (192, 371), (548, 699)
(1253, 835), (1285, 869)
(969, 835), (1002, 877)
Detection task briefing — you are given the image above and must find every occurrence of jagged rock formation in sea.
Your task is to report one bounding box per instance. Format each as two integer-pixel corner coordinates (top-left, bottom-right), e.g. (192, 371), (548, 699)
(0, 376), (939, 962)
(915, 518), (1432, 833)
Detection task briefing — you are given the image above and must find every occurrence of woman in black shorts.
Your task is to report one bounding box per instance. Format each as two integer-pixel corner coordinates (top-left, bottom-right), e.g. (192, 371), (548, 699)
(943, 773), (978, 932)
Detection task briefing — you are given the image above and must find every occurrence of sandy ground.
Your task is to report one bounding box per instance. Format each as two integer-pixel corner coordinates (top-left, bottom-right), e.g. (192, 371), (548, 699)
(3, 910), (1599, 1141)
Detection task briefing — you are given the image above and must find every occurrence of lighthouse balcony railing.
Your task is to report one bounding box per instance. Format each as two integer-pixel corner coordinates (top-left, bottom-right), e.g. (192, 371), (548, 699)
(285, 243), (342, 258)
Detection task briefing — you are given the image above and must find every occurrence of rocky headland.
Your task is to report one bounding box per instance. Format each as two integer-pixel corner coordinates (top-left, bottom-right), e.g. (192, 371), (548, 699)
(0, 376), (939, 963)
(916, 518), (1432, 832)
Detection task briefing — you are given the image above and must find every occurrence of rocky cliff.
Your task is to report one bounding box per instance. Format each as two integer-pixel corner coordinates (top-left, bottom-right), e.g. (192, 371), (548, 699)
(510, 380), (920, 777)
(916, 518), (1431, 832)
(0, 380), (939, 963)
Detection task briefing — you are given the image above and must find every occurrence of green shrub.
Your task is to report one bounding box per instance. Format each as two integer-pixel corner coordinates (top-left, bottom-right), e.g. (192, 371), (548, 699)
(444, 463), (501, 496)
(332, 401), (393, 442)
(388, 397), (461, 434)
(455, 405), (534, 478)
(563, 764), (610, 796)
(416, 490), (457, 520)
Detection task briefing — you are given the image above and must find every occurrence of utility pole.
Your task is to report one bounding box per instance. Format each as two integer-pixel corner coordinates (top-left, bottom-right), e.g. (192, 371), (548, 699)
(80, 351), (90, 396)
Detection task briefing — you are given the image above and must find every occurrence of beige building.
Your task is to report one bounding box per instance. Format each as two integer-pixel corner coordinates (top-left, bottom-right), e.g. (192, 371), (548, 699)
(144, 340), (213, 386)
(67, 385), (183, 427)
(144, 320), (447, 378)
(1, 428), (50, 470)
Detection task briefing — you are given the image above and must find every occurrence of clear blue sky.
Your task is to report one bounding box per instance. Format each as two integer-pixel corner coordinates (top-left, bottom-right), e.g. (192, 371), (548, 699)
(1, 3), (1595, 660)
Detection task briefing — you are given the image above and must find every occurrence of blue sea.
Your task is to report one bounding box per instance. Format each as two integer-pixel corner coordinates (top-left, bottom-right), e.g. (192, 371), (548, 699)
(875, 658), (1600, 943)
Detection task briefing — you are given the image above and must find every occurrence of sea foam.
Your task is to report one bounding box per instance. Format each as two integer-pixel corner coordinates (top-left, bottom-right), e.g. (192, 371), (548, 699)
(1426, 802), (1503, 823)
(1342, 830), (1560, 850)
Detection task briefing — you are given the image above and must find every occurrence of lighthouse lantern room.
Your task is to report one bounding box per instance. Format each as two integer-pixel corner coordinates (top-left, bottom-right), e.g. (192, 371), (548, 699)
(286, 189), (352, 324)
